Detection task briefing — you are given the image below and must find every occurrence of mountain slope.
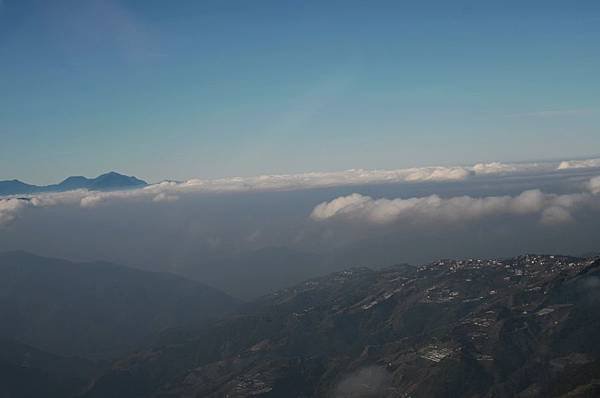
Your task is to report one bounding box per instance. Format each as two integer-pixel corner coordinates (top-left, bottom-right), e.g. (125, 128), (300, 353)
(83, 172), (147, 191)
(0, 251), (238, 359)
(0, 172), (147, 196)
(85, 255), (600, 397)
(0, 339), (101, 398)
(0, 180), (39, 196)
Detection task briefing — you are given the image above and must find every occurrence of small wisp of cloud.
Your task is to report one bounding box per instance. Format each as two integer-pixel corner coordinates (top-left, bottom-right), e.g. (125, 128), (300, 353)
(334, 366), (393, 398)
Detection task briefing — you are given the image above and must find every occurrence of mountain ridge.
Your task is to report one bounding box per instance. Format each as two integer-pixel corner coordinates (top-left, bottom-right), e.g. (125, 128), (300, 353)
(0, 251), (239, 359)
(84, 253), (600, 397)
(3, 251), (600, 397)
(0, 172), (147, 196)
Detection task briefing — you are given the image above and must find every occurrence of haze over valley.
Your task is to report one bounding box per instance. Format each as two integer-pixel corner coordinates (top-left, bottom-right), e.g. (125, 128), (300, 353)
(2, 158), (600, 298)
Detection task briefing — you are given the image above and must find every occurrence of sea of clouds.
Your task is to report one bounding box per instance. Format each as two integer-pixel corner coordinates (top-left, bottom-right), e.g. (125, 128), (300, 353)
(1, 157), (599, 227)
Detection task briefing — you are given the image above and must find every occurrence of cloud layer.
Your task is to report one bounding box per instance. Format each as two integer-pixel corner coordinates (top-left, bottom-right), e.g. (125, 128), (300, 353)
(2, 157), (600, 227)
(558, 159), (600, 170)
(588, 176), (600, 194)
(0, 199), (28, 225)
(310, 179), (600, 226)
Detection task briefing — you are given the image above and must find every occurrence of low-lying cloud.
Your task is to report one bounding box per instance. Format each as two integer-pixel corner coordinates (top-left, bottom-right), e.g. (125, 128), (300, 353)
(558, 158), (600, 170)
(333, 366), (392, 398)
(2, 157), (600, 227)
(310, 177), (600, 226)
(0, 199), (28, 225)
(588, 176), (600, 195)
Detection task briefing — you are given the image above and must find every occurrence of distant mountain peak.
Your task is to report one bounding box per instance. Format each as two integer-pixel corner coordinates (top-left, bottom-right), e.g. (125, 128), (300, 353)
(96, 171), (133, 179)
(0, 172), (148, 196)
(97, 171), (122, 178)
(89, 172), (147, 191)
(59, 175), (87, 183)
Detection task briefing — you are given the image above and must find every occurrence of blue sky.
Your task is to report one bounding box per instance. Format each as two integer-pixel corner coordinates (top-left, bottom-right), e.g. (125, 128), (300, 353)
(1, 0), (599, 184)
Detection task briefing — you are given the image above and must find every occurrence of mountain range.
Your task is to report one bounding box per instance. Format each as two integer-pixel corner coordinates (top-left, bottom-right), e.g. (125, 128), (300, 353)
(87, 254), (600, 398)
(0, 172), (147, 196)
(3, 251), (600, 397)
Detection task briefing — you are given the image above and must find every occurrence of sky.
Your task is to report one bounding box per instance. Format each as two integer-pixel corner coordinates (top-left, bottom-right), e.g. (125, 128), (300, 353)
(1, 0), (600, 184)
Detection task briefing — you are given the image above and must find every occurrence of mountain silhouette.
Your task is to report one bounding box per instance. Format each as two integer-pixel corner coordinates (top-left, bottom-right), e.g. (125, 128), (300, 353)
(0, 251), (238, 359)
(0, 172), (147, 196)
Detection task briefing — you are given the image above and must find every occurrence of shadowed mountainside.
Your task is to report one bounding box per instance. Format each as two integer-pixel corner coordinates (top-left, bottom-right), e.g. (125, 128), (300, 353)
(0, 339), (102, 398)
(0, 251), (238, 359)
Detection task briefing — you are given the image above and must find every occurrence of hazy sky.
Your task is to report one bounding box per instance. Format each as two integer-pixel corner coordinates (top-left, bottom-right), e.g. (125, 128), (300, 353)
(1, 0), (599, 184)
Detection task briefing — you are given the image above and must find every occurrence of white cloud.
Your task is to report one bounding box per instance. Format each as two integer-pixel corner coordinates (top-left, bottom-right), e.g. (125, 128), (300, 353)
(587, 176), (600, 194)
(310, 193), (373, 221)
(541, 206), (574, 225)
(472, 162), (520, 175)
(558, 158), (600, 170)
(127, 157), (599, 195)
(404, 167), (471, 182)
(0, 199), (29, 226)
(80, 195), (105, 208)
(152, 192), (179, 203)
(1, 159), (600, 226)
(510, 189), (545, 214)
(0, 158), (597, 205)
(0, 165), (476, 218)
(310, 186), (598, 226)
(471, 161), (556, 175)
